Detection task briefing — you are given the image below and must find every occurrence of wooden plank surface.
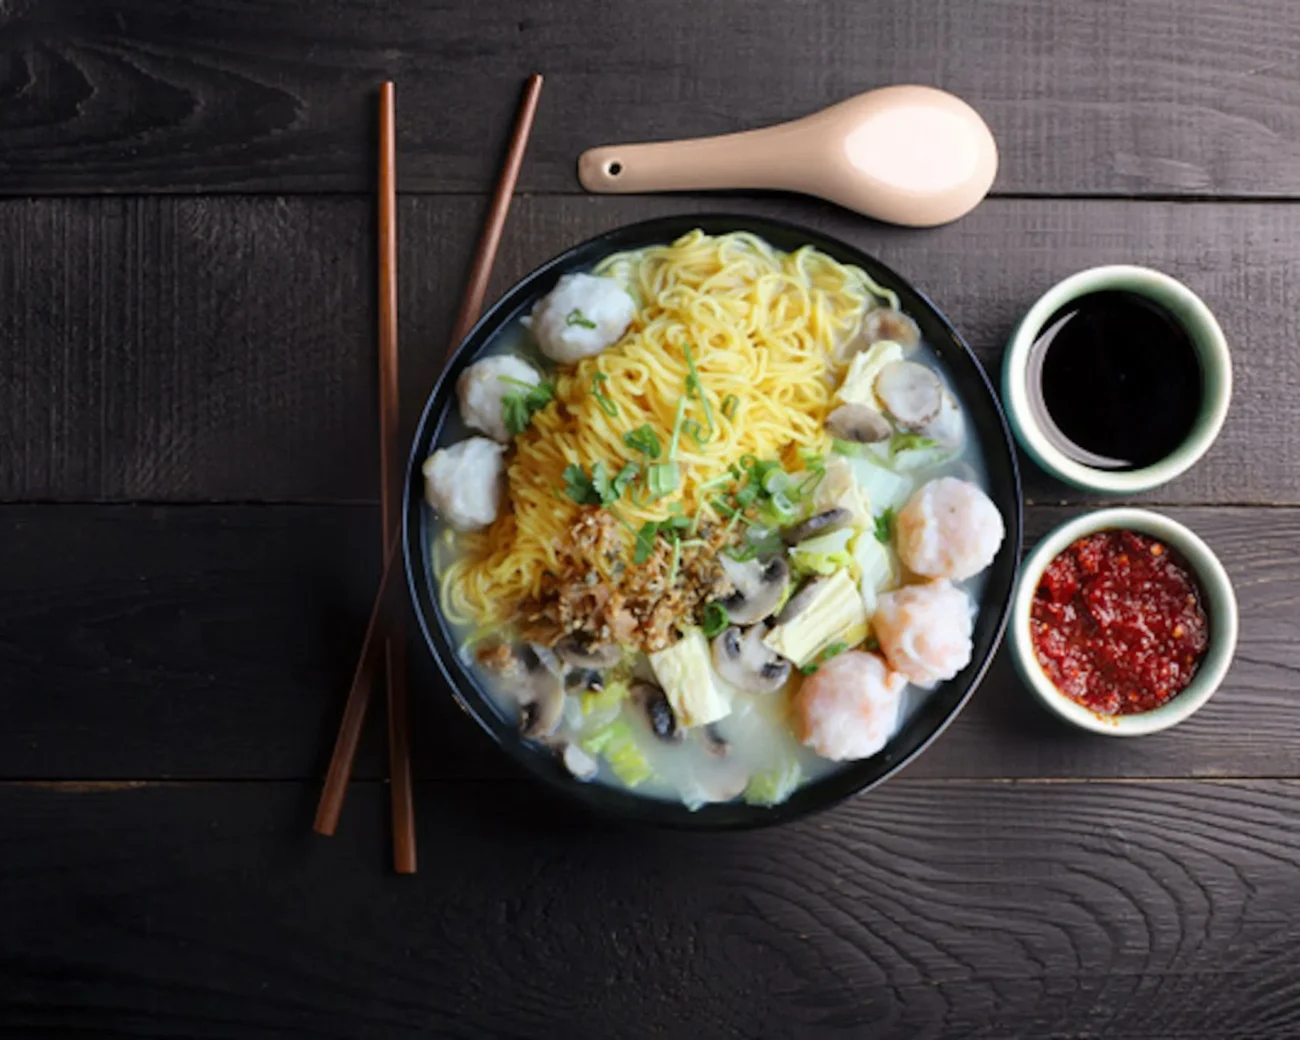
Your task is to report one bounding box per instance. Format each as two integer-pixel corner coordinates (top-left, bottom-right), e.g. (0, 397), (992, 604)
(3, 0), (1300, 198)
(3, 779), (1299, 1039)
(0, 504), (1293, 782)
(2, 194), (1298, 505)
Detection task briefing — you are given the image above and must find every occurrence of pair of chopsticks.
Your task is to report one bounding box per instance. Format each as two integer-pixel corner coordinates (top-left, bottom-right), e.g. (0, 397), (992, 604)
(313, 75), (545, 872)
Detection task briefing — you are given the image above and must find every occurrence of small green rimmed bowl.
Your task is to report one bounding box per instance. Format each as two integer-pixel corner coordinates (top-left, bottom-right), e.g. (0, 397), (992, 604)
(1009, 507), (1238, 736)
(1002, 265), (1231, 494)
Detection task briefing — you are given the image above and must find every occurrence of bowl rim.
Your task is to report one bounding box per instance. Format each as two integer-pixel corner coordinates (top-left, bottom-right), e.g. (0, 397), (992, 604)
(1009, 506), (1238, 735)
(403, 211), (1023, 828)
(1001, 264), (1232, 494)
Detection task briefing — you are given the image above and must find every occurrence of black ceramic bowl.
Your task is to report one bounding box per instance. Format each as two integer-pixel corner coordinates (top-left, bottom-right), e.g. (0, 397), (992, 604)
(404, 214), (1022, 829)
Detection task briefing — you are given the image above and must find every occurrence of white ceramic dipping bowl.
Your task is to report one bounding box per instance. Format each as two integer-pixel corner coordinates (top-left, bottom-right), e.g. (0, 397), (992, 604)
(1002, 265), (1231, 494)
(1009, 507), (1238, 735)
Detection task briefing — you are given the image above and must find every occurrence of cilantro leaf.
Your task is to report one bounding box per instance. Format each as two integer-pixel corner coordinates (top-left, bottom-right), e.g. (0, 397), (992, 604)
(874, 508), (895, 545)
(564, 463), (600, 506)
(634, 521), (660, 565)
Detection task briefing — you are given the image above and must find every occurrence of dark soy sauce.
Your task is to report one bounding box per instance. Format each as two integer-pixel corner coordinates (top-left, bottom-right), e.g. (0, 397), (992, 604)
(1026, 290), (1202, 470)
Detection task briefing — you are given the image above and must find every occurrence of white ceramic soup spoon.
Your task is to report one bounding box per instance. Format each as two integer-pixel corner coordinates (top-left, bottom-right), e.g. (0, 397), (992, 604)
(578, 85), (998, 228)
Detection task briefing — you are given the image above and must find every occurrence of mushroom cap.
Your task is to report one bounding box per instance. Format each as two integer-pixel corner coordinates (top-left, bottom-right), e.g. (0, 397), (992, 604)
(826, 402), (893, 444)
(783, 507), (853, 546)
(630, 680), (681, 742)
(718, 555), (791, 626)
(711, 625), (792, 694)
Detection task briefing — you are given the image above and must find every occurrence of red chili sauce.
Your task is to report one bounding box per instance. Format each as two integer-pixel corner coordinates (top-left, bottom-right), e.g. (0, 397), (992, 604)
(1031, 529), (1209, 716)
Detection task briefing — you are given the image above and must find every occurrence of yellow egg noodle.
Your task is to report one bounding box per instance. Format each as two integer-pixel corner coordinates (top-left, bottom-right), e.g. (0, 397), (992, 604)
(438, 229), (898, 630)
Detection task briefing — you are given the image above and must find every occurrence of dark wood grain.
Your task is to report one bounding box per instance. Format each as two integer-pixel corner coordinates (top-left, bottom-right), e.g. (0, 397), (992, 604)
(0, 503), (1292, 783)
(3, 778), (1299, 1039)
(3, 0), (1300, 198)
(2, 194), (1298, 505)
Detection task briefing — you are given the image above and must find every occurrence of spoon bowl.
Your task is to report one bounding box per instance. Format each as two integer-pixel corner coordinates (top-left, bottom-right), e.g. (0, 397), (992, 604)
(578, 85), (998, 227)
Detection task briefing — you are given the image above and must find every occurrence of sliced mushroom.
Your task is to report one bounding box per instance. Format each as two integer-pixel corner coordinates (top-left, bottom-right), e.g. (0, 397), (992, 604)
(631, 680), (681, 742)
(555, 634), (622, 670)
(514, 643), (565, 739)
(876, 361), (942, 429)
(702, 725), (730, 757)
(826, 402), (892, 444)
(564, 667), (604, 695)
(782, 507), (852, 546)
(922, 390), (965, 450)
(718, 555), (791, 626)
(690, 761), (750, 804)
(711, 625), (792, 694)
(861, 307), (921, 350)
(775, 577), (827, 625)
(561, 742), (599, 781)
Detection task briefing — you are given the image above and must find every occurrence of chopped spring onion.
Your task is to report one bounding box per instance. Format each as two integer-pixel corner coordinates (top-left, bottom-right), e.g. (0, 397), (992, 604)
(623, 424), (662, 460)
(682, 342), (715, 436)
(589, 373), (619, 416)
(647, 462), (680, 499)
(722, 393), (739, 421)
(702, 601), (730, 638)
(565, 307), (597, 329)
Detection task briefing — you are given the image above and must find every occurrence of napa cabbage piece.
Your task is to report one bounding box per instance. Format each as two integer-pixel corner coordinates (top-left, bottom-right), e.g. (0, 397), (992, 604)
(843, 453), (914, 515)
(789, 526), (855, 579)
(763, 570), (868, 668)
(743, 756), (803, 807)
(813, 455), (872, 527)
(649, 628), (732, 728)
(577, 679), (628, 734)
(851, 529), (898, 615)
(836, 341), (905, 410)
(580, 717), (653, 787)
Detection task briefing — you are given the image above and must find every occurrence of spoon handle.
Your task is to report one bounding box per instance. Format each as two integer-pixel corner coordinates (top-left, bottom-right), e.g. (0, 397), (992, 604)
(578, 122), (811, 195)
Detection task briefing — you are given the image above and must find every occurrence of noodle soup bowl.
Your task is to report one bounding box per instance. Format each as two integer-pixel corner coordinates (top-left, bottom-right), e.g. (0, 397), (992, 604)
(405, 213), (1023, 828)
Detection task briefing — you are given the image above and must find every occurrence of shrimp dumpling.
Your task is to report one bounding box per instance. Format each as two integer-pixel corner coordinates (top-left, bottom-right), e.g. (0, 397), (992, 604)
(793, 651), (907, 761)
(895, 476), (1004, 581)
(457, 355), (542, 443)
(422, 437), (505, 532)
(524, 273), (636, 364)
(873, 580), (973, 688)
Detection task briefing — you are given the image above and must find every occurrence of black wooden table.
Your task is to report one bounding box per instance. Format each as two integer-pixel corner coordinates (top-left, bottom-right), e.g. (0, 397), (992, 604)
(4, 3), (1299, 1037)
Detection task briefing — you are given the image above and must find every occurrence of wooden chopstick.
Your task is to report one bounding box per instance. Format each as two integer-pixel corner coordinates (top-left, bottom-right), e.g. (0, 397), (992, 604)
(375, 81), (417, 875)
(313, 73), (545, 858)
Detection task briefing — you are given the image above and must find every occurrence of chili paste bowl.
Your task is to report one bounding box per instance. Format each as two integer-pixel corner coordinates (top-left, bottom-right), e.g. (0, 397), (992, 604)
(1010, 507), (1238, 736)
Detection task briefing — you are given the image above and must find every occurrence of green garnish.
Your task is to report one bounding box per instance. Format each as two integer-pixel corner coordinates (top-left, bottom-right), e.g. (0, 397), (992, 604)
(702, 602), (730, 638)
(634, 521), (660, 565)
(721, 394), (739, 421)
(565, 308), (597, 329)
(612, 462), (639, 497)
(564, 463), (599, 505)
(647, 462), (680, 499)
(565, 460), (636, 507)
(667, 395), (689, 460)
(498, 378), (555, 436)
(682, 343), (715, 437)
(863, 634), (880, 652)
(798, 641), (851, 675)
(874, 508), (895, 545)
(623, 424), (662, 460)
(667, 532), (682, 586)
(831, 437), (870, 458)
(890, 431), (939, 455)
(589, 373), (619, 417)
